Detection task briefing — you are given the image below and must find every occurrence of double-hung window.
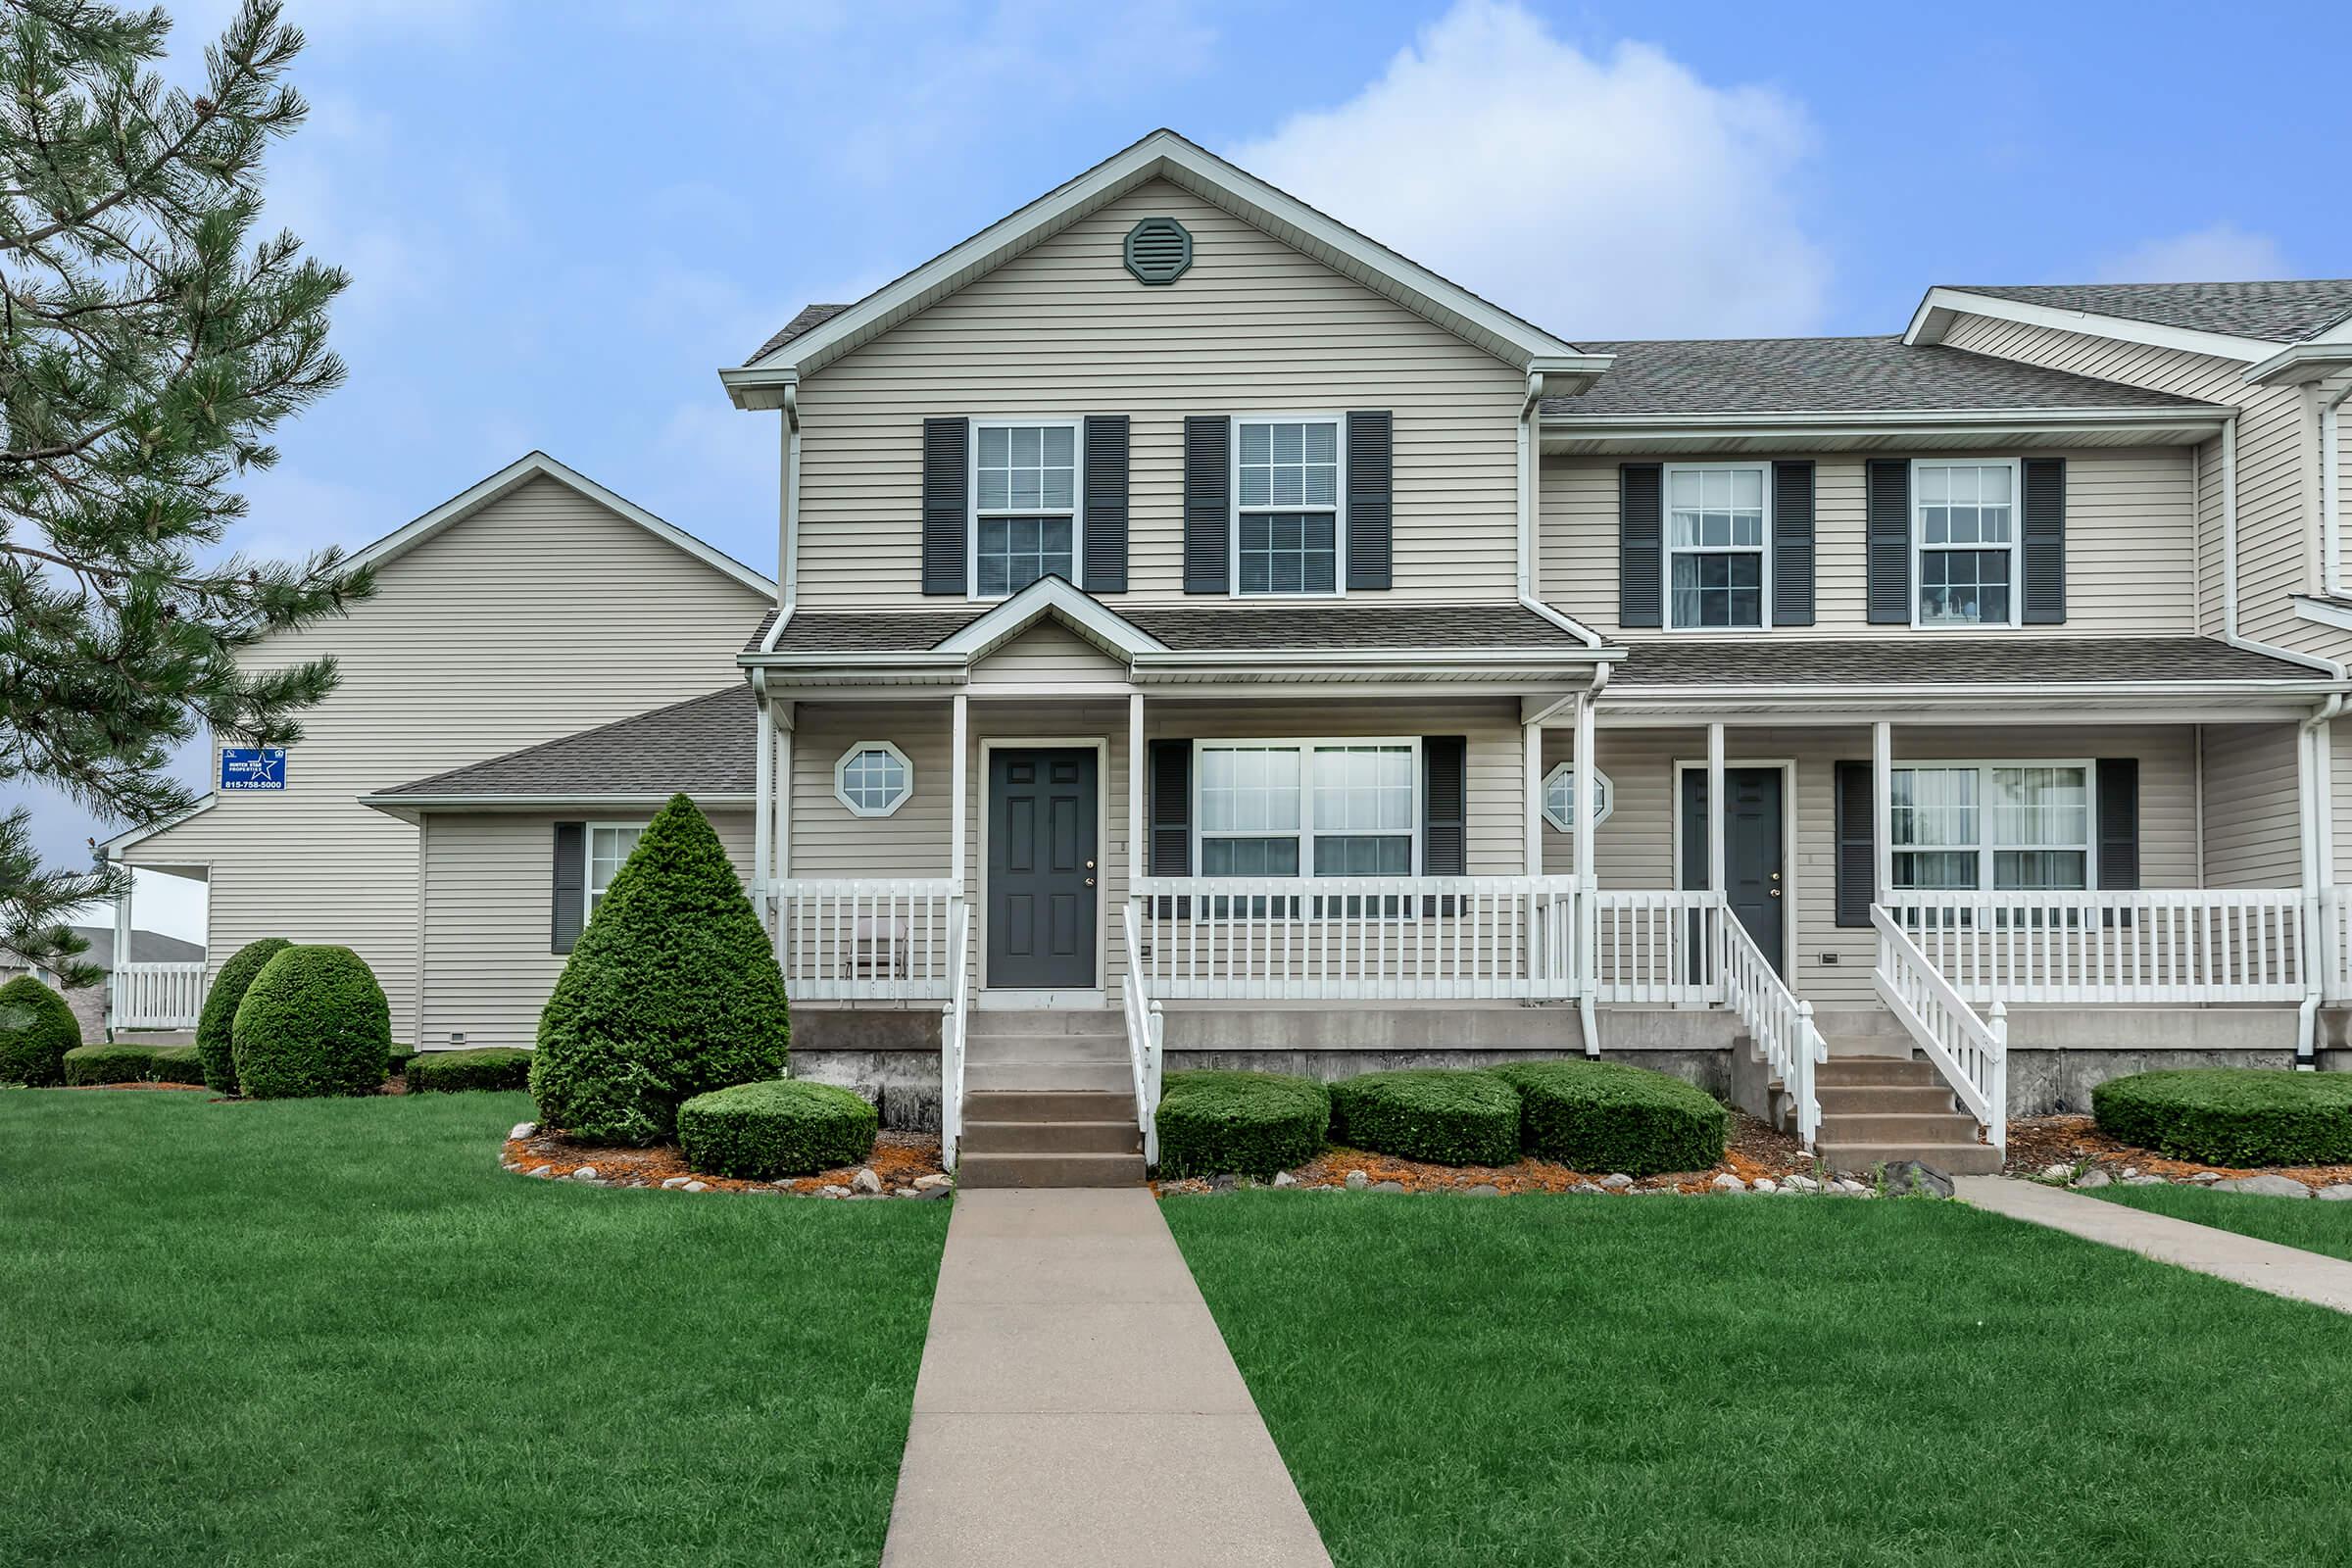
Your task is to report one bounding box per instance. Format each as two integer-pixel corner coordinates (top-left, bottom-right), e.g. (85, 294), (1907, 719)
(1914, 460), (2019, 627)
(1234, 417), (1343, 596)
(1665, 464), (1768, 629)
(1889, 763), (2089, 892)
(585, 823), (647, 918)
(1196, 740), (1417, 876)
(972, 421), (1078, 597)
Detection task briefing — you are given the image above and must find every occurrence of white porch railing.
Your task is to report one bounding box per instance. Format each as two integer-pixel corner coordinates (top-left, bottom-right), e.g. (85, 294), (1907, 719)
(1872, 906), (2007, 1150)
(112, 961), (205, 1029)
(775, 879), (960, 1001)
(940, 897), (970, 1166)
(1120, 904), (1165, 1164)
(1128, 876), (1581, 1000)
(1883, 890), (2309, 1004)
(2324, 887), (2352, 1004)
(1591, 890), (1721, 1004)
(1717, 911), (1825, 1148)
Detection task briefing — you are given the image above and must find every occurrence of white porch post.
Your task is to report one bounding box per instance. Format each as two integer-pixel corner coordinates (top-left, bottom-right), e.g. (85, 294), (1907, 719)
(950, 693), (969, 889)
(1574, 695), (1598, 1054)
(1872, 720), (1893, 907)
(1128, 690), (1145, 894)
(773, 703), (792, 879)
(1523, 718), (1543, 874)
(753, 694), (772, 910)
(1705, 722), (1726, 900)
(111, 878), (132, 1035)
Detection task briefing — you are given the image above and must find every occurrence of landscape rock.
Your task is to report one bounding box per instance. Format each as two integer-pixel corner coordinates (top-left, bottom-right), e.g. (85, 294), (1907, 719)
(2071, 1168), (2112, 1190)
(1600, 1173), (1634, 1190)
(2210, 1173), (2311, 1199)
(1883, 1161), (1955, 1199)
(1345, 1169), (1369, 1191)
(1271, 1171), (1298, 1188)
(510, 1122), (538, 1141)
(1464, 1184), (1502, 1197)
(2318, 1185), (2352, 1201)
(1751, 1178), (1778, 1194)
(1710, 1173), (1746, 1192)
(914, 1183), (952, 1200)
(821, 1184), (850, 1197)
(1367, 1179), (1406, 1194)
(913, 1173), (952, 1190)
(1570, 1181), (1603, 1194)
(2122, 1174), (2165, 1186)
(1210, 1174), (1242, 1193)
(528, 1165), (553, 1179)
(852, 1168), (883, 1195)
(1784, 1173), (1821, 1194)
(662, 1176), (693, 1190)
(2121, 1167), (2140, 1180)
(570, 1165), (600, 1182)
(501, 1159), (522, 1172)
(683, 1180), (709, 1194)
(2038, 1163), (2073, 1184)
(1836, 1178), (1869, 1195)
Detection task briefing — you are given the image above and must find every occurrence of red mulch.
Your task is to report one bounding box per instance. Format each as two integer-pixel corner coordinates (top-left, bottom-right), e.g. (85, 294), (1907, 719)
(2002, 1113), (2352, 1187)
(58, 1081), (212, 1093)
(1152, 1109), (1812, 1196)
(503, 1127), (947, 1194)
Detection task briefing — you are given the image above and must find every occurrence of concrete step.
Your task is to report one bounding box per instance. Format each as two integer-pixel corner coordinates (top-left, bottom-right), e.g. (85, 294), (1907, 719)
(1820, 1111), (1984, 1144)
(1818, 1037), (1920, 1059)
(965, 1060), (1131, 1094)
(1818, 1083), (1963, 1115)
(955, 1151), (1149, 1189)
(963, 1089), (1135, 1122)
(967, 1009), (1124, 1038)
(963, 1032), (1129, 1066)
(1815, 1055), (1940, 1087)
(960, 1118), (1142, 1155)
(1817, 1141), (2003, 1177)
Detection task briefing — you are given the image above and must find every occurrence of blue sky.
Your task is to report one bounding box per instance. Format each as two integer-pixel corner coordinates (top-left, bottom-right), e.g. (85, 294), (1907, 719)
(20, 0), (2351, 937)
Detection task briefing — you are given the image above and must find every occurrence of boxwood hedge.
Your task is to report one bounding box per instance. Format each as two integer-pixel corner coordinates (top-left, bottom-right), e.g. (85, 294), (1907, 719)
(406, 1047), (533, 1094)
(1329, 1069), (1522, 1166)
(230, 946), (392, 1100)
(1155, 1070), (1331, 1179)
(62, 1043), (207, 1086)
(2093, 1069), (2352, 1166)
(196, 937), (291, 1093)
(0, 975), (81, 1086)
(676, 1079), (877, 1178)
(1493, 1058), (1729, 1176)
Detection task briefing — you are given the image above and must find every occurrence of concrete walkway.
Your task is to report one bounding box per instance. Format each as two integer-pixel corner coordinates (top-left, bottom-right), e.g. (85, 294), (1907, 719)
(881, 1188), (1332, 1568)
(1954, 1176), (2352, 1314)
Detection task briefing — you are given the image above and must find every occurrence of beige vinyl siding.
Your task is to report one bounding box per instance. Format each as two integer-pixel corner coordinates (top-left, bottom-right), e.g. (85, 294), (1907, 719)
(2333, 722), (2352, 883)
(966, 623), (1129, 687)
(418, 809), (755, 1051)
(1545, 723), (2201, 1004)
(1540, 448), (2199, 638)
(2199, 722), (2302, 888)
(792, 178), (1525, 609)
(118, 475), (772, 1033)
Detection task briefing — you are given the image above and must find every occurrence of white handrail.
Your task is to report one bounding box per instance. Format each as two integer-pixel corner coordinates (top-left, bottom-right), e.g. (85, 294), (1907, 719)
(1882, 889), (2306, 1003)
(1120, 903), (1163, 1165)
(1872, 906), (2008, 1151)
(112, 961), (206, 1030)
(1715, 912), (1825, 1149)
(940, 897), (969, 1166)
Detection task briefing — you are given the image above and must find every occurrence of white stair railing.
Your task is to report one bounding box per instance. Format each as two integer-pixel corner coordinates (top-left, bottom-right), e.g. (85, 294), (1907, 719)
(1120, 904), (1164, 1165)
(940, 897), (970, 1166)
(1872, 906), (2008, 1151)
(1715, 912), (1825, 1149)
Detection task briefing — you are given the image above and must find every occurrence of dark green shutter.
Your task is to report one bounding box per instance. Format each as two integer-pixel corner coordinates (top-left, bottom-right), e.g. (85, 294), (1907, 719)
(1834, 762), (1874, 927)
(1345, 410), (1393, 590)
(1182, 416), (1229, 594)
(551, 821), (586, 954)
(2022, 458), (2067, 624)
(1771, 460), (1816, 626)
(1422, 737), (1467, 875)
(2096, 759), (2139, 890)
(1619, 463), (1663, 627)
(921, 416), (968, 596)
(1081, 416), (1129, 593)
(1149, 740), (1192, 874)
(1866, 460), (1910, 624)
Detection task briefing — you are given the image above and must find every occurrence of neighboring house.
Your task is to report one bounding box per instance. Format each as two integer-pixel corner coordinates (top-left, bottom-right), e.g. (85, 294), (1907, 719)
(110, 129), (2352, 1182)
(1, 925), (203, 1041)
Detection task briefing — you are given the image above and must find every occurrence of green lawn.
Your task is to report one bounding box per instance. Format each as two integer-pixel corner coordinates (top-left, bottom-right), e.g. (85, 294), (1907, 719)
(0, 1088), (948, 1568)
(1165, 1191), (2352, 1568)
(2085, 1183), (2352, 1263)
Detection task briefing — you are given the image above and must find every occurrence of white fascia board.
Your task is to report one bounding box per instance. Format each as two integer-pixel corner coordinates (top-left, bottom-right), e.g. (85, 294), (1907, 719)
(361, 791), (758, 815)
(101, 795), (217, 857)
(2244, 343), (2352, 386)
(1130, 647), (1613, 668)
(1541, 406), (2229, 436)
(2295, 596), (2352, 634)
(1903, 286), (2273, 363)
(1601, 678), (2345, 706)
(347, 451), (775, 596)
(931, 575), (1168, 659)
(718, 367), (797, 412)
(737, 129), (1581, 381)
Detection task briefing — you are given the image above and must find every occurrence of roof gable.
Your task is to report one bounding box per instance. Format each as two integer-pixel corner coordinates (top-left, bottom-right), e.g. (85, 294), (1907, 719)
(1907, 281), (2352, 363)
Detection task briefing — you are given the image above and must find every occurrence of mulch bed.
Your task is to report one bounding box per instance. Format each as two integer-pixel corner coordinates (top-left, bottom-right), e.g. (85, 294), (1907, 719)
(58, 1081), (212, 1093)
(2002, 1113), (2352, 1188)
(502, 1126), (948, 1196)
(1152, 1110), (1816, 1197)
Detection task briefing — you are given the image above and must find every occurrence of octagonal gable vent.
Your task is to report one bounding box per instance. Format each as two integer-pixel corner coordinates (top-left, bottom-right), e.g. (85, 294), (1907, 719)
(1123, 217), (1193, 285)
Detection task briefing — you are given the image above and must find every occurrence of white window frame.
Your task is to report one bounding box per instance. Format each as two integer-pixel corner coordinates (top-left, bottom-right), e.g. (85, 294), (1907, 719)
(1541, 761), (1614, 832)
(1663, 461), (1772, 632)
(969, 417), (1083, 602)
(585, 820), (651, 920)
(1230, 413), (1348, 599)
(1888, 758), (2096, 892)
(833, 739), (914, 818)
(1910, 457), (2023, 631)
(1192, 736), (1421, 877)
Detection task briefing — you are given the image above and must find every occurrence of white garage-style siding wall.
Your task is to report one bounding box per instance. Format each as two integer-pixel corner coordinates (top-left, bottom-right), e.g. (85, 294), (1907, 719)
(117, 474), (772, 1035)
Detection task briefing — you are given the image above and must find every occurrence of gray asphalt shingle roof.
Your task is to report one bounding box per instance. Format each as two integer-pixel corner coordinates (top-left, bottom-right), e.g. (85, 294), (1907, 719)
(1609, 637), (2325, 688)
(744, 601), (1594, 655)
(377, 687), (755, 799)
(1543, 336), (2224, 418)
(1948, 280), (2352, 345)
(745, 302), (851, 365)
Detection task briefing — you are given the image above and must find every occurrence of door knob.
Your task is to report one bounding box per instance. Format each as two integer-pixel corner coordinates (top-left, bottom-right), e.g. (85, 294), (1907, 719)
(1769, 888), (1783, 898)
(1084, 877), (1097, 887)
(1086, 859), (1096, 869)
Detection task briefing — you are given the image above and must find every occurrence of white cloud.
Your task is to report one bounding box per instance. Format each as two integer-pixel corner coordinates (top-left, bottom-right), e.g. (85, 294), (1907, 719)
(2095, 223), (2289, 284)
(1228, 0), (1828, 340)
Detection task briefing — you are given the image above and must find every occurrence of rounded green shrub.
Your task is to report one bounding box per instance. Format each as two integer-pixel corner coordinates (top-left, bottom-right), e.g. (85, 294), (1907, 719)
(0, 975), (81, 1085)
(1155, 1070), (1330, 1179)
(1492, 1058), (1729, 1176)
(63, 1043), (206, 1086)
(531, 795), (791, 1145)
(388, 1044), (418, 1077)
(677, 1079), (876, 1178)
(1329, 1069), (1521, 1166)
(230, 946), (391, 1100)
(406, 1046), (533, 1094)
(2093, 1069), (2352, 1166)
(196, 937), (291, 1093)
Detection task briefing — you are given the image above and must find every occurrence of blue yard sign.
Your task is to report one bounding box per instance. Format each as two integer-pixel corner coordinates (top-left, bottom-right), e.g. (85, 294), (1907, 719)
(219, 747), (287, 791)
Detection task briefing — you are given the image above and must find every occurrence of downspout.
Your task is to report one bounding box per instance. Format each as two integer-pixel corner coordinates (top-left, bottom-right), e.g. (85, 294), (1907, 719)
(2297, 692), (2343, 1069)
(1517, 370), (1542, 604)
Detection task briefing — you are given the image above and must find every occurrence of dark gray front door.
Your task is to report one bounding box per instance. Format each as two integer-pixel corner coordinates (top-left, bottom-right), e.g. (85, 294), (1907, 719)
(987, 748), (1099, 989)
(1680, 766), (1786, 973)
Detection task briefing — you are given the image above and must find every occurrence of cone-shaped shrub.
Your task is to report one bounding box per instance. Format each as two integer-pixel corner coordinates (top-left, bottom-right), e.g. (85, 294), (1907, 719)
(530, 794), (791, 1145)
(0, 975), (81, 1085)
(231, 946), (391, 1099)
(196, 937), (291, 1093)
